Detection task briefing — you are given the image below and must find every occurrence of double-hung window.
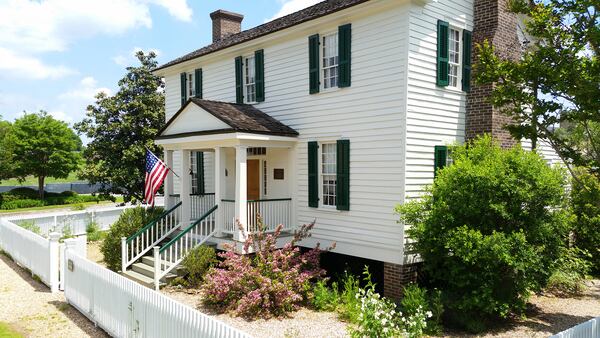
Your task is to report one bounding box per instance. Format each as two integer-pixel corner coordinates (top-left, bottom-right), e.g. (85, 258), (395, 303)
(321, 143), (337, 207)
(322, 33), (339, 90)
(190, 152), (198, 194)
(244, 55), (256, 103)
(187, 73), (195, 100)
(448, 28), (461, 88)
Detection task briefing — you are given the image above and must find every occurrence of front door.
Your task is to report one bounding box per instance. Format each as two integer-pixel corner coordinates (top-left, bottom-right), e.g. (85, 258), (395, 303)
(247, 159), (260, 200)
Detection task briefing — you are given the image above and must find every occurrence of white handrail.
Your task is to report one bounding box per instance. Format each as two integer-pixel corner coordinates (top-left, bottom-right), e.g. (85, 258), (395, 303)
(154, 205), (218, 290)
(121, 203), (182, 272)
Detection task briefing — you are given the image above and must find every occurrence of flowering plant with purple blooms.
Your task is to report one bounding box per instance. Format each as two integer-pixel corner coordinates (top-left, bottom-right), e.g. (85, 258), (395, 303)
(201, 217), (335, 318)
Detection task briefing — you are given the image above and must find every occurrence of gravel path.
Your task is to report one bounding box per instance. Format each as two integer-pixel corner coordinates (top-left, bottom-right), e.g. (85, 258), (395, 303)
(162, 287), (350, 338)
(0, 254), (109, 338)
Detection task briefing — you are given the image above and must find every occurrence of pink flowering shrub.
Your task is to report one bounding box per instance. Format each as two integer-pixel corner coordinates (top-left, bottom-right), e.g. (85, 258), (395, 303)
(201, 218), (335, 319)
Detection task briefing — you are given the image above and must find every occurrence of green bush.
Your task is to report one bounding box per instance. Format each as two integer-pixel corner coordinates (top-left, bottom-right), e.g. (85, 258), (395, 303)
(0, 192), (108, 210)
(546, 247), (591, 296)
(86, 221), (103, 242)
(311, 280), (339, 311)
(180, 245), (216, 287)
(396, 136), (571, 331)
(571, 170), (600, 274)
(101, 207), (164, 271)
(338, 271), (361, 322)
(401, 284), (443, 335)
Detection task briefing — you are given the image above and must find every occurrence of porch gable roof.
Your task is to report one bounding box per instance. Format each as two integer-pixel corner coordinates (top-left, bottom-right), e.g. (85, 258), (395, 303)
(157, 98), (299, 140)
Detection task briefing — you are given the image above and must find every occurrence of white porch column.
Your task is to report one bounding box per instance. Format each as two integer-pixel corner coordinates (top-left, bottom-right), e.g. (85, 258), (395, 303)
(288, 145), (298, 230)
(214, 147), (225, 237)
(234, 145), (247, 242)
(180, 149), (191, 227)
(164, 150), (174, 209)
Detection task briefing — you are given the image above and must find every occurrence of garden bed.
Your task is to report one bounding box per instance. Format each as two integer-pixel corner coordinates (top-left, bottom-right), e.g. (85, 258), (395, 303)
(161, 286), (350, 338)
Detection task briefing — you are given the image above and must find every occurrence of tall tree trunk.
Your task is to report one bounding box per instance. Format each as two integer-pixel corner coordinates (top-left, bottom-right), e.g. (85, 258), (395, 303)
(38, 176), (45, 200)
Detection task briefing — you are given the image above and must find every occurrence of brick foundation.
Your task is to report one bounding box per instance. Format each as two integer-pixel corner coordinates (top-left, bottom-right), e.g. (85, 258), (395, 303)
(466, 0), (521, 148)
(383, 262), (420, 301)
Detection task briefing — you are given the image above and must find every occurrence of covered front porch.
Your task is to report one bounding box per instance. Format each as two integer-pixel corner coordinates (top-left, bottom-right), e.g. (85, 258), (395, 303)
(157, 99), (299, 244)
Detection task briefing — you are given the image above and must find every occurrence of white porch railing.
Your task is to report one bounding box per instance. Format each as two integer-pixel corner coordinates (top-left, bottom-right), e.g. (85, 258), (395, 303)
(154, 205), (218, 290)
(121, 202), (181, 272)
(551, 317), (599, 338)
(64, 249), (252, 338)
(222, 198), (292, 234)
(169, 193), (215, 220)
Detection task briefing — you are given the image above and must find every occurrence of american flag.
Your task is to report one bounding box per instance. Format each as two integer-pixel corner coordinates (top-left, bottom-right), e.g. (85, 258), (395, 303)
(144, 149), (169, 206)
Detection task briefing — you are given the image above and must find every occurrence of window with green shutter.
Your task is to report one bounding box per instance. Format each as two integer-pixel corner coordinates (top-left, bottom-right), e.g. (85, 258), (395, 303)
(235, 56), (244, 104)
(255, 49), (265, 102)
(308, 34), (320, 94)
(437, 20), (450, 87)
(308, 141), (319, 207)
(434, 145), (451, 177)
(336, 139), (350, 211)
(194, 69), (202, 98)
(180, 72), (187, 106)
(462, 30), (472, 92)
(338, 24), (351, 88)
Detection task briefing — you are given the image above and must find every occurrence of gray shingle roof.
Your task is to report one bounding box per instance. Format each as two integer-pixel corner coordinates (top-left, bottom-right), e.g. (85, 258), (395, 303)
(154, 0), (370, 72)
(157, 98), (298, 139)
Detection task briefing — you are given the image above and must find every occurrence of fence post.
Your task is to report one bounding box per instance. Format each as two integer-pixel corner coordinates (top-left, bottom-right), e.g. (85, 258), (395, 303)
(48, 232), (61, 293)
(121, 237), (127, 272)
(153, 246), (160, 291)
(62, 238), (77, 292)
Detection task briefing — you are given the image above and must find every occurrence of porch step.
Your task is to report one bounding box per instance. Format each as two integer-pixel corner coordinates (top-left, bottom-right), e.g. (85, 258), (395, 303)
(132, 262), (178, 280)
(123, 269), (166, 289)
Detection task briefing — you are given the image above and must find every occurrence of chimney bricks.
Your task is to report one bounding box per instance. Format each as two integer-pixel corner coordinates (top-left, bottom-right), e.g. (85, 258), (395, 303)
(210, 10), (244, 43)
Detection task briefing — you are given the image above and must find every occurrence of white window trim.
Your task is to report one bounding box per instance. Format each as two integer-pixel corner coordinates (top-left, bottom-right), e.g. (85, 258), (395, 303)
(448, 26), (463, 90)
(320, 31), (340, 92)
(319, 142), (337, 209)
(187, 72), (195, 100)
(190, 152), (198, 194)
(243, 55), (257, 104)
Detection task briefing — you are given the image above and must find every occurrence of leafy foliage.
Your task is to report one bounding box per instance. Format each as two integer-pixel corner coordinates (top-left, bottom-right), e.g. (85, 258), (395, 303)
(547, 247), (592, 296)
(101, 206), (164, 271)
(338, 271), (361, 322)
(311, 279), (340, 312)
(75, 51), (165, 202)
(0, 116), (13, 182)
(201, 219), (333, 319)
(0, 188), (109, 210)
(475, 0), (600, 180)
(396, 136), (571, 330)
(4, 111), (80, 199)
(571, 169), (600, 273)
(179, 245), (217, 287)
(18, 221), (41, 236)
(86, 221), (104, 242)
(401, 285), (443, 335)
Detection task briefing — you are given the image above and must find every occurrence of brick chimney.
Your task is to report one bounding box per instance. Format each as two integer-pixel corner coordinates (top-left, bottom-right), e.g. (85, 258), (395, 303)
(210, 10), (244, 43)
(466, 0), (521, 148)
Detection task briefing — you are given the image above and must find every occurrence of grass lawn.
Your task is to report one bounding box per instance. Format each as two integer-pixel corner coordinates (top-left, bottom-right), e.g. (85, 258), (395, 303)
(0, 322), (23, 338)
(0, 196), (124, 214)
(0, 171), (82, 186)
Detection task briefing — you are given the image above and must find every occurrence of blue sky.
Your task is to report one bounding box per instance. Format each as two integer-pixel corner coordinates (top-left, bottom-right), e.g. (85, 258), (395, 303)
(0, 0), (319, 129)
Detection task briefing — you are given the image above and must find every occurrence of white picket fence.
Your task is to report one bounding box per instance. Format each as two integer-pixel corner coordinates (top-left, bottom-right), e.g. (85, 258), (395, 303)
(64, 250), (252, 338)
(5, 205), (138, 237)
(551, 317), (600, 338)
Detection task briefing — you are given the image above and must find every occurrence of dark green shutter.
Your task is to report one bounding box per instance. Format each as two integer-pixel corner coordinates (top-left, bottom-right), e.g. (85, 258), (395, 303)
(194, 69), (202, 98)
(434, 145), (448, 177)
(338, 24), (351, 88)
(180, 72), (187, 106)
(196, 151), (205, 194)
(462, 30), (472, 92)
(336, 139), (350, 211)
(437, 20), (450, 87)
(308, 141), (319, 207)
(308, 34), (320, 94)
(255, 49), (265, 102)
(235, 56), (244, 104)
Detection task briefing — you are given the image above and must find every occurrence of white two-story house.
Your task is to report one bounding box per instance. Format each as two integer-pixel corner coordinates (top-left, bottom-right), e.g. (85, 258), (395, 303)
(121, 0), (560, 296)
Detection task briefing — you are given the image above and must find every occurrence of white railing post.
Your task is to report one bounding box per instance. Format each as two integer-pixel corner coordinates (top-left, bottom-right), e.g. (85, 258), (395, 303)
(121, 237), (127, 272)
(48, 232), (61, 293)
(153, 246), (160, 291)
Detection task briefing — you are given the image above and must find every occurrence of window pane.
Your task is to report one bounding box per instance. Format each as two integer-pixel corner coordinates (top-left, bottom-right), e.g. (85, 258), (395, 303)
(321, 143), (337, 206)
(244, 56), (256, 102)
(322, 33), (339, 89)
(448, 28), (461, 88)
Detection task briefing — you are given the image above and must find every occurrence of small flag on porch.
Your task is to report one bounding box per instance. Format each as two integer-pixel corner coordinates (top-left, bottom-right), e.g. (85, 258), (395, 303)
(144, 149), (169, 206)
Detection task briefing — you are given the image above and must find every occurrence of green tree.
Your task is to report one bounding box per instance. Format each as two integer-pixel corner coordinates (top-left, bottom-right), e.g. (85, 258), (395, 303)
(0, 115), (14, 181)
(396, 136), (571, 331)
(475, 0), (599, 180)
(75, 51), (165, 202)
(6, 111), (80, 199)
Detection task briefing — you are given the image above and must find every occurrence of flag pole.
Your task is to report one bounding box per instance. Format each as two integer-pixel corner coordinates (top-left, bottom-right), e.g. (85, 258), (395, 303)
(146, 146), (180, 178)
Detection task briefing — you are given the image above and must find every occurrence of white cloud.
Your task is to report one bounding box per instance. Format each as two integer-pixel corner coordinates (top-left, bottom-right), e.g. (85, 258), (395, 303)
(0, 47), (75, 79)
(112, 47), (162, 67)
(47, 110), (73, 123)
(58, 76), (112, 102)
(267, 0), (322, 22)
(0, 0), (192, 54)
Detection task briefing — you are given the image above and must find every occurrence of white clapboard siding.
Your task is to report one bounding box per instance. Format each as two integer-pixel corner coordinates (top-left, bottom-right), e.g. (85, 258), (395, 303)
(162, 3), (411, 263)
(404, 0), (474, 199)
(64, 250), (251, 338)
(521, 138), (563, 167)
